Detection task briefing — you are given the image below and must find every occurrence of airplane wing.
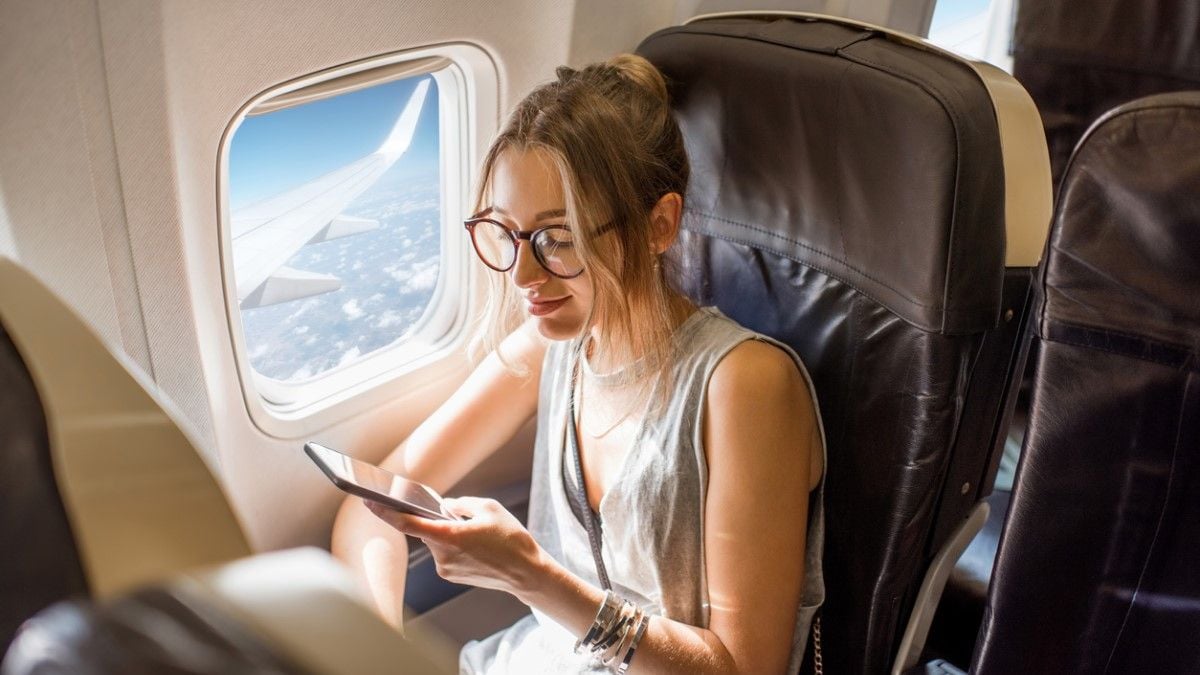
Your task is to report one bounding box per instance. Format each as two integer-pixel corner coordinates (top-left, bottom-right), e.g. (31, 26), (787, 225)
(231, 79), (431, 309)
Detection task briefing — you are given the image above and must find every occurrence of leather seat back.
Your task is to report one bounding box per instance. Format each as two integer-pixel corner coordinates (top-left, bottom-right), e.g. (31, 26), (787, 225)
(638, 14), (1049, 672)
(974, 92), (1200, 674)
(1013, 0), (1200, 188)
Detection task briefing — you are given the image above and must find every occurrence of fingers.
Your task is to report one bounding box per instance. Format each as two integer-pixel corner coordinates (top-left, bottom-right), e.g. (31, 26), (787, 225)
(443, 496), (503, 518)
(441, 496), (483, 520)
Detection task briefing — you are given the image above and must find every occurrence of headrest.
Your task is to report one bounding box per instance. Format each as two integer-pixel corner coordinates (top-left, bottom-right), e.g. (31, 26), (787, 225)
(639, 14), (1051, 334)
(1041, 91), (1200, 365)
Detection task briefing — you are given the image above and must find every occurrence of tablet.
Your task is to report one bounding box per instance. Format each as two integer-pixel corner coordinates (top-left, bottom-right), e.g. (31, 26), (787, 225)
(304, 442), (459, 521)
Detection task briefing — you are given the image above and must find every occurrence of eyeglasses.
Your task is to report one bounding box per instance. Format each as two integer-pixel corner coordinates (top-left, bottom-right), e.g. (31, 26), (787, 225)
(464, 217), (586, 279)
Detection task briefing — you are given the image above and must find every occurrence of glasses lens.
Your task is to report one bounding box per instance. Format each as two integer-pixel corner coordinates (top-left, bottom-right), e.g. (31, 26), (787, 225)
(534, 227), (582, 277)
(471, 220), (515, 271)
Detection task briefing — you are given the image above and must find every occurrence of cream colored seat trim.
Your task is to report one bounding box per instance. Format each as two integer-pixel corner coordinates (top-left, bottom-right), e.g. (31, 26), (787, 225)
(0, 257), (250, 598)
(687, 11), (1054, 267)
(172, 548), (456, 674)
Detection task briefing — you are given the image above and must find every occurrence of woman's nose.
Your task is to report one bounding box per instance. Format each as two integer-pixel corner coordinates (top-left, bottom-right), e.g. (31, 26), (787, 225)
(510, 239), (547, 289)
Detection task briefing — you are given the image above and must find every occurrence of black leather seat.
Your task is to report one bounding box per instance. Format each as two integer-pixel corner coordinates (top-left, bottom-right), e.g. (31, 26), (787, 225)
(638, 14), (1050, 673)
(974, 92), (1200, 674)
(1012, 0), (1200, 189)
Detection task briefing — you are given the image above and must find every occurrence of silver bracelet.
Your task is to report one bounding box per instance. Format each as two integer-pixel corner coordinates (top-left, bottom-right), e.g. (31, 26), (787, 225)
(575, 591), (622, 656)
(600, 603), (640, 666)
(615, 612), (649, 674)
(575, 591), (653, 673)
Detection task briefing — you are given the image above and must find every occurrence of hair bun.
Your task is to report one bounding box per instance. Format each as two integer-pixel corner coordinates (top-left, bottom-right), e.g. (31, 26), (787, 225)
(555, 65), (578, 82)
(607, 54), (669, 107)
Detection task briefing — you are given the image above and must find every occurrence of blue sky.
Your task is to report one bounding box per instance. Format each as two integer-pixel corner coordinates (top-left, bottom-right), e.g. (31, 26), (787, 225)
(228, 76), (440, 210)
(928, 0), (991, 34)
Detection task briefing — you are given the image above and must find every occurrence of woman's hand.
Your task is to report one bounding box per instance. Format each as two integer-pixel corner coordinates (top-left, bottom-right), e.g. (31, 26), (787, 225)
(364, 497), (546, 598)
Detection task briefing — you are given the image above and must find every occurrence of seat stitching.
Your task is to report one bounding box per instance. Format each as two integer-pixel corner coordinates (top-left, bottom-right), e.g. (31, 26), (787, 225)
(684, 222), (927, 315)
(682, 217), (995, 316)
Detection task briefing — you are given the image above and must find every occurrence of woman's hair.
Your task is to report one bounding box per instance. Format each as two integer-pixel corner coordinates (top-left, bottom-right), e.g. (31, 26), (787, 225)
(471, 54), (690, 395)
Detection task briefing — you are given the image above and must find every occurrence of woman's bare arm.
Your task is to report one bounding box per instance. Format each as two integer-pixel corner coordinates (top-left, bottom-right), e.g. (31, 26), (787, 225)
(330, 321), (547, 627)
(695, 339), (819, 672)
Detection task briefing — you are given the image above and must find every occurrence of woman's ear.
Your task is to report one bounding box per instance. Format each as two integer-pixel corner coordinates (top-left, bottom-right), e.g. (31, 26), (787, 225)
(649, 192), (683, 254)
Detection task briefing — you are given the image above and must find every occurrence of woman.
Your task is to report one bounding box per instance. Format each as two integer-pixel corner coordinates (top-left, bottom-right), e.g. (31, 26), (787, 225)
(332, 54), (825, 674)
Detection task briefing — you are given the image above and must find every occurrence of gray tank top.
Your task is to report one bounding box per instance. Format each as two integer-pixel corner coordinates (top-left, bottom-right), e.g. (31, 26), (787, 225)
(460, 307), (826, 674)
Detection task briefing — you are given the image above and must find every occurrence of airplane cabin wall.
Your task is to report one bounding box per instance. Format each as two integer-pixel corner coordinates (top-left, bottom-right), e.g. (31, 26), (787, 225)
(0, 0), (934, 551)
(0, 0), (151, 375)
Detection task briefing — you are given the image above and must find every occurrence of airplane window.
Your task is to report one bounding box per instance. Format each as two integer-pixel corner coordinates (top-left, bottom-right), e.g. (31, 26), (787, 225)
(220, 54), (478, 419)
(927, 0), (1016, 72)
(229, 75), (441, 382)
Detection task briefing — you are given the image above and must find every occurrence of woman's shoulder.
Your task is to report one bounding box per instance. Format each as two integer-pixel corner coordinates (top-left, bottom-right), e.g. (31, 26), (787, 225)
(686, 308), (799, 361)
(700, 310), (824, 487)
(709, 339), (811, 406)
(688, 307), (813, 408)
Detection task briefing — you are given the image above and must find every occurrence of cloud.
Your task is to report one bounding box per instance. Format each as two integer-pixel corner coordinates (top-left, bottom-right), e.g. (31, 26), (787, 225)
(375, 310), (405, 329)
(342, 298), (364, 319)
(401, 259), (439, 293)
(337, 346), (362, 367)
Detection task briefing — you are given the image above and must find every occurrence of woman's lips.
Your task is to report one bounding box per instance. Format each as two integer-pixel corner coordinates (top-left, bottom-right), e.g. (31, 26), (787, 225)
(527, 296), (569, 316)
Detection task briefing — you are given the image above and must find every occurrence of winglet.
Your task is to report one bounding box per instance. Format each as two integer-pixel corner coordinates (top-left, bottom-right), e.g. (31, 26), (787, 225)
(379, 79), (431, 159)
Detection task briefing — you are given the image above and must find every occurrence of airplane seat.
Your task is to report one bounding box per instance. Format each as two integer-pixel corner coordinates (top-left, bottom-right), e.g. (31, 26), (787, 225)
(637, 13), (1051, 673)
(0, 257), (250, 642)
(1011, 0), (1200, 190)
(973, 91), (1200, 674)
(0, 317), (88, 649)
(2, 548), (456, 675)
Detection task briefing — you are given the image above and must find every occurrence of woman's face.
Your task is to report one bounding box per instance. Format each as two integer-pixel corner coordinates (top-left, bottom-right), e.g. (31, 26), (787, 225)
(489, 148), (594, 341)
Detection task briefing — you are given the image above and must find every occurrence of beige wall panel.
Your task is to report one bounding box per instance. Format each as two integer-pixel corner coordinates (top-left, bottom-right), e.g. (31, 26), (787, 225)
(568, 0), (677, 66)
(66, 0), (156, 375)
(0, 0), (124, 351)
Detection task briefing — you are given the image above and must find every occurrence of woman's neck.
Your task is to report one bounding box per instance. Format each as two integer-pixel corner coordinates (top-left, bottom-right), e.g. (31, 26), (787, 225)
(586, 293), (696, 373)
